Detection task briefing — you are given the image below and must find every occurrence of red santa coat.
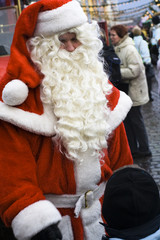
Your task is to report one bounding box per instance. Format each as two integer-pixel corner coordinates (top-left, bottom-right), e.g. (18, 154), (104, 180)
(0, 1), (133, 238)
(0, 82), (133, 240)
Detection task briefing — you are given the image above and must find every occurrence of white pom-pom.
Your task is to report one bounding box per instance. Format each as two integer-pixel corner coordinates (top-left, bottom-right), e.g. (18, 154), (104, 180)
(2, 80), (29, 106)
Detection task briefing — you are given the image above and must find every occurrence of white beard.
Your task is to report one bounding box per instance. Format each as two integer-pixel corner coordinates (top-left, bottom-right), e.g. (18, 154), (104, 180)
(28, 34), (112, 164)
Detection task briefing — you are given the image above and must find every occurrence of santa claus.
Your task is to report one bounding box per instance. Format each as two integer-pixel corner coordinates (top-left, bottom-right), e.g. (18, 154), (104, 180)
(0, 0), (133, 239)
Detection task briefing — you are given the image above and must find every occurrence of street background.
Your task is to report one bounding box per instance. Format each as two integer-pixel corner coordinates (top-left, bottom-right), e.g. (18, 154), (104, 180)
(134, 77), (160, 189)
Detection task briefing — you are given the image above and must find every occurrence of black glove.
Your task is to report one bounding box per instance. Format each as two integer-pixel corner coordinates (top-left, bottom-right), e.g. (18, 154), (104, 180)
(31, 224), (62, 240)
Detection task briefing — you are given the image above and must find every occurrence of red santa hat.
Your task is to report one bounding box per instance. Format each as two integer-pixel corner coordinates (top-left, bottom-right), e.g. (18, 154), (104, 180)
(0, 0), (87, 109)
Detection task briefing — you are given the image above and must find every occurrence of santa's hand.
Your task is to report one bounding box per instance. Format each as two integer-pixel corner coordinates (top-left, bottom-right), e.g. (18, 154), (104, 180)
(31, 224), (62, 240)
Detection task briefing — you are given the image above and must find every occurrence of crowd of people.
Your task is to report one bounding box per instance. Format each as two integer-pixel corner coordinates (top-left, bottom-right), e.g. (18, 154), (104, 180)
(103, 24), (152, 159)
(102, 15), (160, 160)
(0, 0), (159, 239)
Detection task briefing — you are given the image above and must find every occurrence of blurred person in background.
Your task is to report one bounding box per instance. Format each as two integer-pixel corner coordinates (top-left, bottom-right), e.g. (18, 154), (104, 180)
(110, 24), (151, 158)
(132, 25), (155, 102)
(100, 29), (122, 89)
(150, 15), (160, 94)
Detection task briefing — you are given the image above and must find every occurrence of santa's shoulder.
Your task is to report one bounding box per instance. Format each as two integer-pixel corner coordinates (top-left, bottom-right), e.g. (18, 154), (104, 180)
(106, 83), (132, 131)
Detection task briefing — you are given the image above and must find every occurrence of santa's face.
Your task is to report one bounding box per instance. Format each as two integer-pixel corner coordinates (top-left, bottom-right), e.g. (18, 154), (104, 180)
(59, 32), (81, 52)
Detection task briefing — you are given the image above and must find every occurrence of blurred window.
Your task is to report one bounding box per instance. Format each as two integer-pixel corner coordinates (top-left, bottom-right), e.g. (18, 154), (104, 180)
(0, 5), (18, 55)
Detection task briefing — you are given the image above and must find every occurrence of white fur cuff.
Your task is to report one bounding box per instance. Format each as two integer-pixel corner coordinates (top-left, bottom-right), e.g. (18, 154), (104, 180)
(2, 79), (28, 106)
(11, 200), (62, 240)
(34, 1), (87, 36)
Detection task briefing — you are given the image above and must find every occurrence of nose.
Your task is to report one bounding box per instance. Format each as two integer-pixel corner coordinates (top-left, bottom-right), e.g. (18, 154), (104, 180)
(65, 41), (76, 52)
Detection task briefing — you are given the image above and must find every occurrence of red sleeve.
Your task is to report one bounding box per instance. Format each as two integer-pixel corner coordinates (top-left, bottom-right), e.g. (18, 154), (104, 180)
(106, 83), (120, 111)
(107, 122), (133, 171)
(100, 122), (133, 182)
(0, 120), (45, 226)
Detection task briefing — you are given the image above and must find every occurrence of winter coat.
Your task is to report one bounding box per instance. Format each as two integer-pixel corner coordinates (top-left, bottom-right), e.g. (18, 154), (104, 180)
(133, 35), (151, 65)
(114, 35), (149, 106)
(0, 83), (133, 240)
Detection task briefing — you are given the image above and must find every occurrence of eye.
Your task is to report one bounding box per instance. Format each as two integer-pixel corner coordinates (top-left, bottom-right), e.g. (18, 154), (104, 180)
(59, 39), (66, 44)
(71, 37), (78, 42)
(58, 35), (67, 44)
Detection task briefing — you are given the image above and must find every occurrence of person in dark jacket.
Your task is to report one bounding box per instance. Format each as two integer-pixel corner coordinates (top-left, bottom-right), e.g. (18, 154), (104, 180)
(100, 36), (121, 88)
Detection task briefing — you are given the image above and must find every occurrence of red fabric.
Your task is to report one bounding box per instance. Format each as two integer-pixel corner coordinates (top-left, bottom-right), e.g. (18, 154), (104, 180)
(59, 209), (84, 239)
(107, 122), (133, 170)
(0, 122), (46, 225)
(6, 0), (11, 6)
(6, 0), (72, 86)
(0, 2), (133, 238)
(100, 122), (133, 182)
(0, 0), (72, 109)
(0, 2), (119, 118)
(0, 56), (9, 80)
(106, 82), (120, 111)
(0, 120), (132, 233)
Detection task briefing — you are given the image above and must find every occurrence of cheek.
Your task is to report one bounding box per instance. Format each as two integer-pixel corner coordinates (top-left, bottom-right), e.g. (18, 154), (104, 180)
(116, 36), (121, 42)
(60, 44), (65, 49)
(114, 37), (119, 43)
(75, 42), (82, 48)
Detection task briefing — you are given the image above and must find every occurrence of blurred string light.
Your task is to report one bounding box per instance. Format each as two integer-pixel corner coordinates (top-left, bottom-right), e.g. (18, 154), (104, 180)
(81, 0), (159, 23)
(81, 0), (154, 8)
(142, 0), (160, 21)
(81, 2), (153, 13)
(155, 0), (160, 6)
(81, 2), (153, 15)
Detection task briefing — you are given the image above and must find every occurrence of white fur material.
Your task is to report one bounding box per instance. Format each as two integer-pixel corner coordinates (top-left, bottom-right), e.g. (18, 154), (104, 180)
(34, 0), (87, 36)
(11, 200), (62, 240)
(74, 150), (101, 193)
(0, 90), (132, 137)
(58, 215), (74, 240)
(0, 101), (56, 136)
(2, 80), (29, 106)
(81, 200), (105, 239)
(73, 91), (132, 195)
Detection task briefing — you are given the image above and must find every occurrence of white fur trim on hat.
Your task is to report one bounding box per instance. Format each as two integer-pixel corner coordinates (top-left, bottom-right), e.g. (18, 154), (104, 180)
(2, 80), (29, 106)
(11, 200), (62, 240)
(34, 0), (87, 36)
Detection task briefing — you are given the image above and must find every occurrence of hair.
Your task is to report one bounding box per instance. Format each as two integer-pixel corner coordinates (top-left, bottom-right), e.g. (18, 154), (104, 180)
(152, 15), (160, 25)
(132, 26), (141, 36)
(110, 24), (128, 38)
(27, 21), (112, 164)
